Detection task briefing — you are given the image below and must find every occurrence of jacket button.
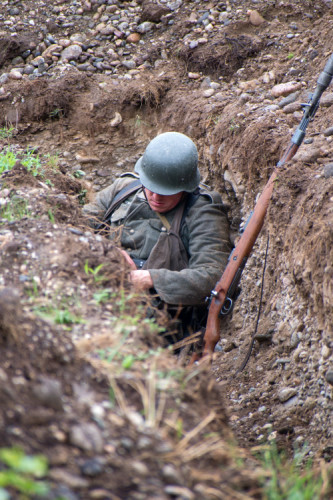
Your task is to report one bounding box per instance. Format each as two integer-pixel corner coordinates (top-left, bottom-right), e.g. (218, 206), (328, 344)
(129, 229), (134, 234)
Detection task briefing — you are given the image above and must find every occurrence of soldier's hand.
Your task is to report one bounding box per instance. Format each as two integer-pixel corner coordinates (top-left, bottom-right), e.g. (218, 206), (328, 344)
(120, 250), (137, 270)
(130, 270), (153, 290)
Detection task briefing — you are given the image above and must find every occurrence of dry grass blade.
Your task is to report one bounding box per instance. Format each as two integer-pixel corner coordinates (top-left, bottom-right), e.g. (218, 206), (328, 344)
(176, 410), (216, 453)
(179, 435), (227, 463)
(125, 362), (167, 428)
(109, 376), (128, 415)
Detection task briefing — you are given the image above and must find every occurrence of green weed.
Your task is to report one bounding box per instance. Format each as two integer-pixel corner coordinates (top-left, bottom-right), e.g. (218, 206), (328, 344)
(287, 52), (295, 60)
(25, 278), (40, 298)
(0, 126), (15, 140)
(0, 447), (49, 499)
(47, 209), (55, 223)
(73, 169), (86, 179)
(45, 153), (59, 171)
(0, 148), (16, 173)
(21, 149), (42, 176)
(49, 108), (64, 119)
(229, 118), (241, 135)
(93, 288), (112, 304)
(34, 304), (84, 326)
(78, 188), (87, 205)
(255, 440), (328, 500)
(84, 260), (105, 283)
(0, 196), (31, 222)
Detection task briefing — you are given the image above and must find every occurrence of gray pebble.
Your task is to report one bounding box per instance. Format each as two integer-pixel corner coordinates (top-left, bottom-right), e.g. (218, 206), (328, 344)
(278, 387), (298, 403)
(24, 65), (35, 75)
(69, 423), (104, 453)
(323, 126), (333, 137)
(325, 370), (333, 386)
(32, 377), (64, 410)
(137, 22), (155, 33)
(323, 163), (333, 178)
(61, 45), (83, 61)
(0, 73), (9, 84)
(80, 457), (104, 477)
(278, 91), (299, 108)
(122, 59), (136, 69)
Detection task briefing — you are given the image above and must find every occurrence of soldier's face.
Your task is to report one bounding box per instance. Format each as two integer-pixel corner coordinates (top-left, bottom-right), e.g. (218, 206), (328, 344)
(144, 188), (184, 213)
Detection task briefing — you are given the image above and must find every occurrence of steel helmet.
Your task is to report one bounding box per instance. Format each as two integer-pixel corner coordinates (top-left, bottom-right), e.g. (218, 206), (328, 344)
(134, 132), (200, 195)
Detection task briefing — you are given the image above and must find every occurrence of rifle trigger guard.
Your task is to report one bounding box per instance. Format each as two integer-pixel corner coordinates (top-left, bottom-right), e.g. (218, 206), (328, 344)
(220, 297), (233, 316)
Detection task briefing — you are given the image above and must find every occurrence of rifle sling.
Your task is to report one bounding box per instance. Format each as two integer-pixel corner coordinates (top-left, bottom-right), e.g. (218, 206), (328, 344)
(103, 179), (142, 223)
(235, 234), (270, 375)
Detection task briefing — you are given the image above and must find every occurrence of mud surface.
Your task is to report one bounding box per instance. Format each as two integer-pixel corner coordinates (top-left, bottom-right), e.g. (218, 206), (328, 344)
(0, 0), (332, 498)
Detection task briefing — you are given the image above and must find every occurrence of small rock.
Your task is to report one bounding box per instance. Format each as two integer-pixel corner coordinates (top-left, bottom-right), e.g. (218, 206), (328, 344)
(278, 387), (297, 403)
(32, 377), (63, 410)
(293, 147), (320, 163)
(290, 332), (301, 349)
(203, 88), (215, 97)
(49, 469), (89, 489)
(323, 126), (333, 137)
(110, 112), (122, 127)
(129, 460), (149, 476)
(278, 92), (299, 108)
(188, 72), (201, 79)
(9, 69), (23, 80)
(127, 33), (140, 43)
(321, 344), (331, 360)
(271, 81), (302, 97)
(80, 458), (104, 477)
(282, 102), (302, 114)
(0, 73), (9, 84)
(61, 45), (83, 62)
(141, 4), (170, 23)
(162, 464), (182, 484)
(164, 486), (194, 499)
(122, 59), (136, 69)
(50, 485), (79, 500)
(12, 56), (24, 65)
(247, 9), (265, 26)
(325, 370), (333, 386)
(323, 163), (333, 178)
(69, 423), (104, 453)
(137, 22), (155, 34)
(23, 64), (35, 75)
(320, 92), (333, 107)
(70, 34), (87, 44)
(42, 44), (63, 60)
(75, 154), (100, 163)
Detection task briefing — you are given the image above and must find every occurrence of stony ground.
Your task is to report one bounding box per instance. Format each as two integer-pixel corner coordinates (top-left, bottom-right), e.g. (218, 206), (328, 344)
(0, 0), (333, 499)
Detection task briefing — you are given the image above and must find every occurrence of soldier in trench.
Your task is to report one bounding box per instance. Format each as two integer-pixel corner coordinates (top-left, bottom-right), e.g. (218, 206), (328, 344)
(83, 132), (231, 344)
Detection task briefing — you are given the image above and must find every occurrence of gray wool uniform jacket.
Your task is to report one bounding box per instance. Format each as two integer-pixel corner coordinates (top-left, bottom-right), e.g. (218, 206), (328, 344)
(83, 175), (231, 306)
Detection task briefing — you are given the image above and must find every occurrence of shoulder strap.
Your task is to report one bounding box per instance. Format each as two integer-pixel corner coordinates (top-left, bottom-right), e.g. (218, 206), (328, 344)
(156, 212), (171, 231)
(103, 179), (142, 222)
(154, 197), (187, 235)
(170, 197), (187, 235)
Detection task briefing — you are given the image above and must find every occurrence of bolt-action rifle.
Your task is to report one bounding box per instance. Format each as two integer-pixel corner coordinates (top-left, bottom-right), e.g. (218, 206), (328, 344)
(193, 53), (333, 363)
